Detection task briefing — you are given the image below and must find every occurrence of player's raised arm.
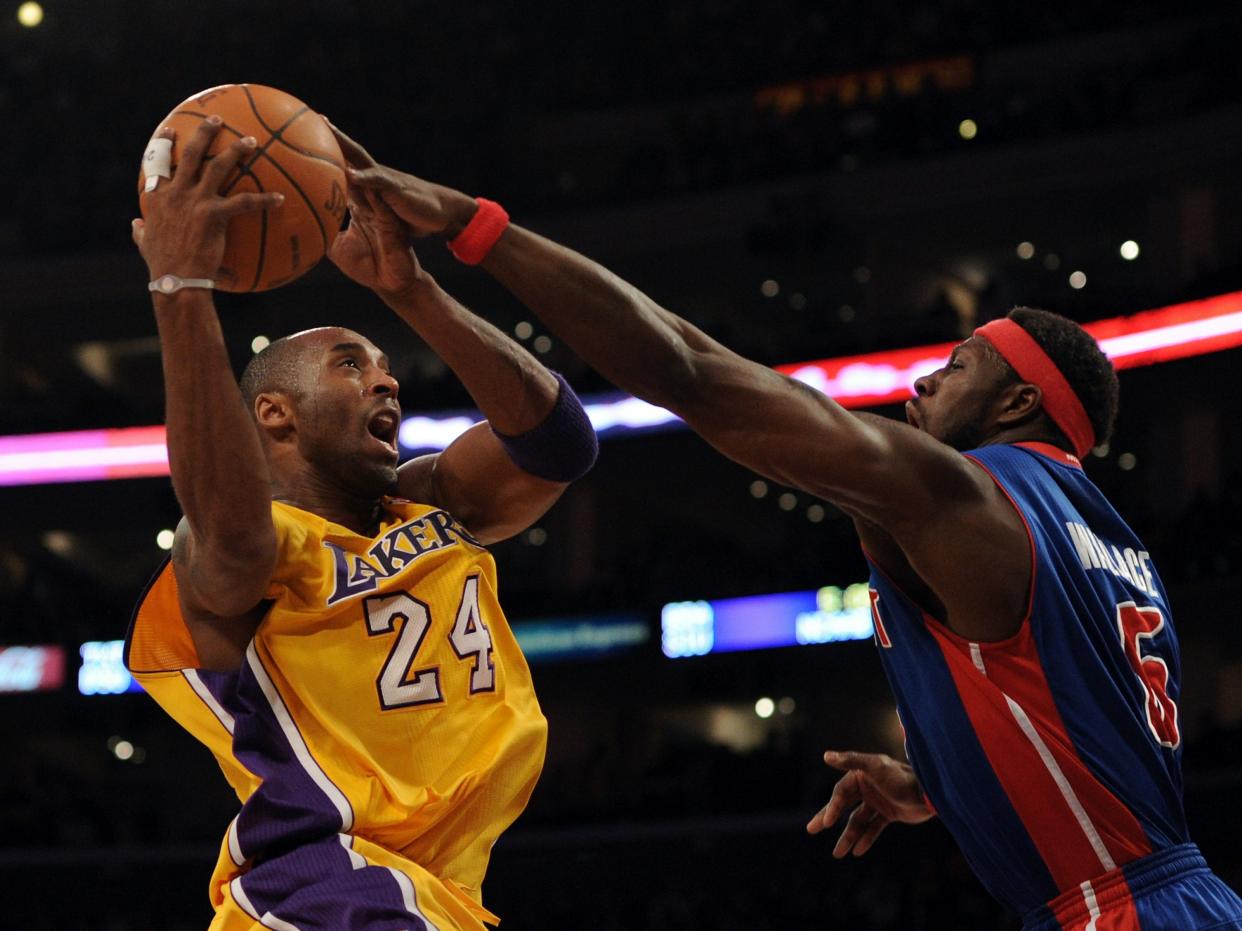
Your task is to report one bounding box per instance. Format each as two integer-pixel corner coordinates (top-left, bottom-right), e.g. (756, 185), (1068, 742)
(133, 118), (285, 649)
(327, 186), (596, 544)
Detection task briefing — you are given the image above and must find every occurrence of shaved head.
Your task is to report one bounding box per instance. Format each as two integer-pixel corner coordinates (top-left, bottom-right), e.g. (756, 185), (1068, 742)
(239, 335), (309, 408)
(239, 327), (369, 410)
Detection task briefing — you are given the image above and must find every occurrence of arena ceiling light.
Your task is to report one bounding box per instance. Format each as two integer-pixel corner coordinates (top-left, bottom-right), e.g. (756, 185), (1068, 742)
(2, 289), (1242, 487)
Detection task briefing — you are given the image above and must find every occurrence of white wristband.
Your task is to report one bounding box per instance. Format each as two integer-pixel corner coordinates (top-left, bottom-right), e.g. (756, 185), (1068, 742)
(149, 274), (216, 295)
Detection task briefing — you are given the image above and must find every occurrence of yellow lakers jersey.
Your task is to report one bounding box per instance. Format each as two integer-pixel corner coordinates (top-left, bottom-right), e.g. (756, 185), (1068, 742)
(125, 499), (547, 921)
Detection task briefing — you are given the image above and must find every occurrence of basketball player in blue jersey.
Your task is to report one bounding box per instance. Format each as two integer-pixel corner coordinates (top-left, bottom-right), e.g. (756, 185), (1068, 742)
(126, 118), (597, 929)
(331, 122), (1242, 930)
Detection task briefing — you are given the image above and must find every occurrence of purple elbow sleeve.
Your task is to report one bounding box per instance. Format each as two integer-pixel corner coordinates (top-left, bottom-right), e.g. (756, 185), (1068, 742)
(492, 372), (599, 482)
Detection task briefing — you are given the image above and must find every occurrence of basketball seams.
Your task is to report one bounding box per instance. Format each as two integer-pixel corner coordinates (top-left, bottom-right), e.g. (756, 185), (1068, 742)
(269, 134), (344, 169)
(237, 84), (344, 167)
(238, 85), (331, 257)
(237, 85), (342, 166)
(238, 84), (282, 137)
(248, 140), (332, 256)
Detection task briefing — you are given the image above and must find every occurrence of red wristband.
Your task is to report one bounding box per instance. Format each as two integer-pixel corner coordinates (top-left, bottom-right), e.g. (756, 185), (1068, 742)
(447, 198), (510, 265)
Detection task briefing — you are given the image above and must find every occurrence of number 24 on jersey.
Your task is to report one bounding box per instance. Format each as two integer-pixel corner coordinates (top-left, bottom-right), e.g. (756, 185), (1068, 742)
(362, 576), (495, 710)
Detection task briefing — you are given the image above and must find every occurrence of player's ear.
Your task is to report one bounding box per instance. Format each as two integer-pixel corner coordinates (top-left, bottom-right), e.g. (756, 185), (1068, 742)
(255, 391), (297, 439)
(995, 381), (1042, 427)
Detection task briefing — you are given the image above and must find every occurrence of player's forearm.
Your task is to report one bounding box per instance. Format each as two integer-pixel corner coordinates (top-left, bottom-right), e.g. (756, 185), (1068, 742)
(153, 291), (274, 555)
(479, 225), (721, 417)
(382, 273), (559, 434)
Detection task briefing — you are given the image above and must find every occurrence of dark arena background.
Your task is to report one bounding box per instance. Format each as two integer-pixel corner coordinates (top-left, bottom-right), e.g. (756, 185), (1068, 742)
(3, 1), (1242, 928)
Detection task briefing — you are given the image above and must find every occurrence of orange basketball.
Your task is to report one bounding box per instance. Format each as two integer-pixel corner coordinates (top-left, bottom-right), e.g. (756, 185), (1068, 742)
(138, 84), (347, 292)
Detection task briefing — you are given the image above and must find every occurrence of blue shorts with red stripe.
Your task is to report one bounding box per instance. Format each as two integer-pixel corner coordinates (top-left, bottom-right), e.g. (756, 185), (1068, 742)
(1023, 845), (1242, 931)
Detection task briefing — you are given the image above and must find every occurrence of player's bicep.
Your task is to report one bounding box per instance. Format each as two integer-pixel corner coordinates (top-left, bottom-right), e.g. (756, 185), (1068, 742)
(172, 517), (275, 619)
(677, 356), (989, 525)
(395, 453), (436, 505)
(397, 423), (568, 545)
(171, 519), (275, 670)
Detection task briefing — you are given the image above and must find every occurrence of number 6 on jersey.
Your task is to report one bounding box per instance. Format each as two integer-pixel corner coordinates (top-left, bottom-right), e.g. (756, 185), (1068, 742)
(364, 576), (495, 710)
(1117, 601), (1180, 749)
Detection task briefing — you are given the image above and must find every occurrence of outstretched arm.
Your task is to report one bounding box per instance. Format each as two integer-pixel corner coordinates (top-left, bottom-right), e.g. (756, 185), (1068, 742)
(328, 124), (982, 531)
(328, 186), (595, 543)
(477, 224), (974, 523)
(134, 118), (285, 666)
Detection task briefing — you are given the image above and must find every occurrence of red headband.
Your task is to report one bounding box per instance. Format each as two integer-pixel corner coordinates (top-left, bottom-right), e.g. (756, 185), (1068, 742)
(973, 318), (1095, 458)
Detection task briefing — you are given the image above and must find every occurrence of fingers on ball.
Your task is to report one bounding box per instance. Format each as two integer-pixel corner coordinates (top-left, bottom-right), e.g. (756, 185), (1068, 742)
(329, 123), (374, 167)
(180, 116), (224, 178)
(219, 191), (284, 217)
(346, 167), (391, 190)
(200, 136), (258, 191)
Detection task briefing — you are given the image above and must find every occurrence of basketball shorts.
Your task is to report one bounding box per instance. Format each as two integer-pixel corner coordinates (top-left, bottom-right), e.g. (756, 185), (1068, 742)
(1023, 844), (1242, 931)
(207, 832), (499, 930)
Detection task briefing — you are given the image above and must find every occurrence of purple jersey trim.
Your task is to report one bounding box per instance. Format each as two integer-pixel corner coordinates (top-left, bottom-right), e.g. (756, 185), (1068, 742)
(196, 652), (440, 927)
(193, 646), (353, 862)
(231, 833), (437, 930)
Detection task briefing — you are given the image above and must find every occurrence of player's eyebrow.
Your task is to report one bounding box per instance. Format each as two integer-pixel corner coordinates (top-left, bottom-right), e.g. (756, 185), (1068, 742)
(329, 342), (390, 369)
(952, 337), (985, 362)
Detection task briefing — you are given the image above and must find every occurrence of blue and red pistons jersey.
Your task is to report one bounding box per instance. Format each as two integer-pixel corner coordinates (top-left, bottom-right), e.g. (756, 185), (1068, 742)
(867, 442), (1189, 917)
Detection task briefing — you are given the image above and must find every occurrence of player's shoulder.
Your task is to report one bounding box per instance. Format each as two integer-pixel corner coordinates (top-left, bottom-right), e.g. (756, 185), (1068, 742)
(968, 441), (1082, 470)
(964, 443), (1088, 496)
(270, 497), (434, 530)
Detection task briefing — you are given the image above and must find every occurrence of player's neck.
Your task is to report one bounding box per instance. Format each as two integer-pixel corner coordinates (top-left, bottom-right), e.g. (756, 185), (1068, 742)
(271, 473), (386, 536)
(980, 420), (1069, 453)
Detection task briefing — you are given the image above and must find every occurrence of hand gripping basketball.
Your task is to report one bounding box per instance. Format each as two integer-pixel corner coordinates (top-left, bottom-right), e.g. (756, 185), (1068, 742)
(138, 85), (347, 291)
(134, 118), (284, 287)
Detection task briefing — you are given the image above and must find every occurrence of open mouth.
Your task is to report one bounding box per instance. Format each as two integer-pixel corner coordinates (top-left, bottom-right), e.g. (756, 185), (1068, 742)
(905, 400), (921, 429)
(367, 410), (400, 452)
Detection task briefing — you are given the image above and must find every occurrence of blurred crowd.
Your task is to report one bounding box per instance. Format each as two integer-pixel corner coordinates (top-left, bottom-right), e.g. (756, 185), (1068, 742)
(5, 678), (1240, 848)
(3, 680), (1239, 929)
(1, 0), (1238, 254)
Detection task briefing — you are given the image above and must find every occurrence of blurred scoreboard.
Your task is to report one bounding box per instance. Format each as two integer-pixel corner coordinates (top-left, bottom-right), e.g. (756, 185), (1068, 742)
(78, 640), (143, 695)
(0, 645), (65, 693)
(661, 583), (874, 658)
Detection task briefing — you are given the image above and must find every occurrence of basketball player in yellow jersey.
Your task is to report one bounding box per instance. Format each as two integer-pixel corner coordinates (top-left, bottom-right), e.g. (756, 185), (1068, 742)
(125, 118), (598, 930)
